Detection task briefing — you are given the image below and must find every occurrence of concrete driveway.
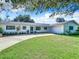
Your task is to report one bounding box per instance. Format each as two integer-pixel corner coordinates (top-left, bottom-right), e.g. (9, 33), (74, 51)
(0, 34), (53, 52)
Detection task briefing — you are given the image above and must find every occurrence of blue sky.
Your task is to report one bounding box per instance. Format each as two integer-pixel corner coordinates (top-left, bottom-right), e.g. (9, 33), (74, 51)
(0, 7), (79, 24)
(0, 2), (79, 24)
(0, 8), (53, 23)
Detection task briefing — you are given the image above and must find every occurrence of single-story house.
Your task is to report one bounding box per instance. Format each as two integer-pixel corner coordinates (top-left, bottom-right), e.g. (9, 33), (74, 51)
(0, 20), (79, 35)
(0, 22), (51, 34)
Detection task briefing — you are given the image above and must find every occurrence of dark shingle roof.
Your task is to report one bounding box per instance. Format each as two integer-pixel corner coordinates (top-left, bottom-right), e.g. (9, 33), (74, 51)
(51, 20), (79, 26)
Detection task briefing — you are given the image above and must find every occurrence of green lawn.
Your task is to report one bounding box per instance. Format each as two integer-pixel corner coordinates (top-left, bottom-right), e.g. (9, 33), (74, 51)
(0, 35), (79, 59)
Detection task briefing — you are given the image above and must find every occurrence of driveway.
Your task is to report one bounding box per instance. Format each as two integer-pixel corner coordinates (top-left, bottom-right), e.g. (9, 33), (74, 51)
(0, 34), (53, 52)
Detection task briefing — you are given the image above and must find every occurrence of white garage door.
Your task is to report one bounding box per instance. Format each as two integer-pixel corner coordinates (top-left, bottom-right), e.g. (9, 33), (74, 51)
(52, 25), (64, 34)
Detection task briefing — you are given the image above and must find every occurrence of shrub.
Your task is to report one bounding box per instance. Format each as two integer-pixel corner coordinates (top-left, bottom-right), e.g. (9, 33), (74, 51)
(75, 26), (79, 34)
(0, 27), (3, 33)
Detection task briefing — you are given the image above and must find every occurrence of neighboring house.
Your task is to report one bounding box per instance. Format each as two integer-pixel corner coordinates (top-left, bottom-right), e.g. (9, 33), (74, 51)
(0, 20), (79, 35)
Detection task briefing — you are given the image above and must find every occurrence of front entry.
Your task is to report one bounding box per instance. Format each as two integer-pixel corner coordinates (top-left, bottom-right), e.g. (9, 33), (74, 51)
(30, 27), (34, 33)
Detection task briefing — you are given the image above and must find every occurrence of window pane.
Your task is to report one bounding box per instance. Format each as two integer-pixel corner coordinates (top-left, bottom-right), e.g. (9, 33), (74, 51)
(69, 26), (73, 30)
(36, 27), (41, 30)
(23, 26), (26, 30)
(5, 0), (9, 2)
(30, 27), (33, 31)
(6, 26), (15, 30)
(44, 27), (47, 30)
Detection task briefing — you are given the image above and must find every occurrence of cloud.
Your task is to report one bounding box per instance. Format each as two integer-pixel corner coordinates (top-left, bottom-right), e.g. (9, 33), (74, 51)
(73, 10), (79, 17)
(31, 12), (52, 23)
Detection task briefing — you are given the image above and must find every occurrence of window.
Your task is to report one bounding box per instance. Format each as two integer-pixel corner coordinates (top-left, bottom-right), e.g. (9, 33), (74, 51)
(30, 27), (33, 31)
(5, 0), (9, 2)
(36, 27), (41, 30)
(44, 27), (47, 30)
(69, 26), (73, 30)
(23, 26), (26, 30)
(6, 26), (15, 30)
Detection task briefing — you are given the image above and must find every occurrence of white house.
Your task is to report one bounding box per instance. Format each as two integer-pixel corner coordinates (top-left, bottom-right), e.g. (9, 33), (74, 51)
(0, 22), (51, 34)
(0, 0), (79, 35)
(0, 20), (79, 35)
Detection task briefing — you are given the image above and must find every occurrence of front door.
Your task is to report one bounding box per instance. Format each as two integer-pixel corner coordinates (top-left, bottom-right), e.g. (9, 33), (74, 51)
(30, 27), (33, 33)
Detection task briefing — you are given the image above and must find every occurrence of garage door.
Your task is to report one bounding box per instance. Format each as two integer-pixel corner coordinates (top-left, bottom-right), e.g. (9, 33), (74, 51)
(52, 25), (64, 34)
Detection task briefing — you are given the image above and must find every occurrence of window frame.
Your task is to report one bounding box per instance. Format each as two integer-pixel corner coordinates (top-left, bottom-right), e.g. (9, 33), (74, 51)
(5, 0), (9, 2)
(69, 26), (73, 30)
(44, 27), (47, 30)
(36, 27), (41, 30)
(22, 26), (26, 30)
(6, 26), (15, 30)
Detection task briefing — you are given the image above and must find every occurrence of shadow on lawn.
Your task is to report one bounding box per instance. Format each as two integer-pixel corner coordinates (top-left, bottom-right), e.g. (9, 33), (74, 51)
(62, 34), (79, 38)
(57, 33), (79, 38)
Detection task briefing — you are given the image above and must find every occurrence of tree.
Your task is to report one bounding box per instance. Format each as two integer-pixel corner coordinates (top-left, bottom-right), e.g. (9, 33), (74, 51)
(56, 18), (65, 22)
(0, 0), (79, 17)
(10, 0), (79, 15)
(0, 27), (3, 33)
(13, 15), (35, 23)
(11, 0), (79, 9)
(0, 18), (2, 22)
(0, 18), (3, 33)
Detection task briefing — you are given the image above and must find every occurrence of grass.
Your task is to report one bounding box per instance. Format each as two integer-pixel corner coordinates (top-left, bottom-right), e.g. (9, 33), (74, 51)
(0, 35), (79, 59)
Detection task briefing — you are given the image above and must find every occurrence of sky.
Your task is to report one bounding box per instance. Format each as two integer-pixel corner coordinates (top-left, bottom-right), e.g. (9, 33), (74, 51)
(0, 7), (79, 24)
